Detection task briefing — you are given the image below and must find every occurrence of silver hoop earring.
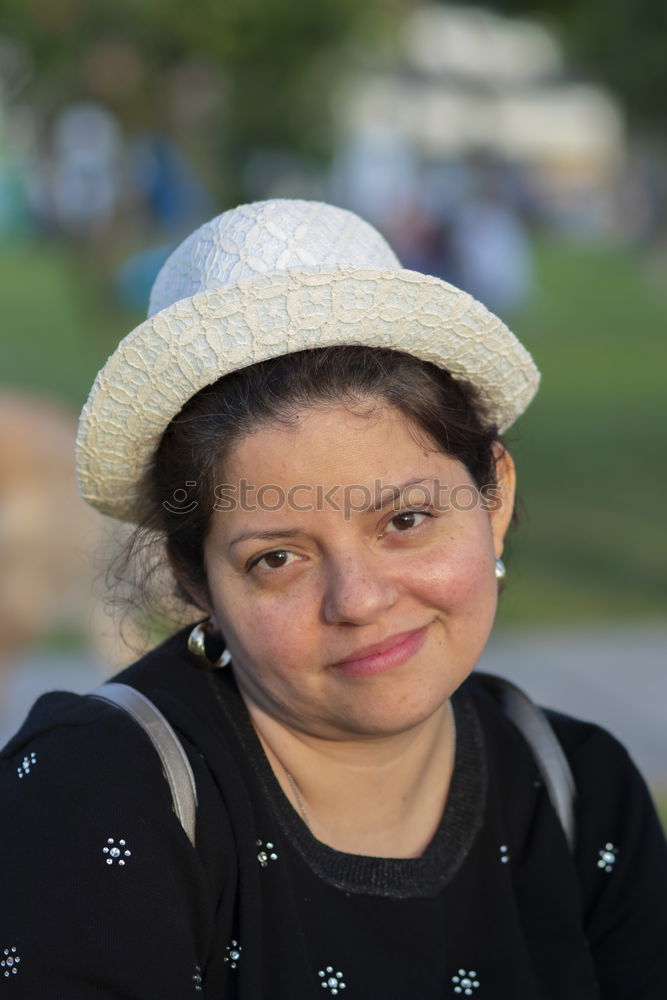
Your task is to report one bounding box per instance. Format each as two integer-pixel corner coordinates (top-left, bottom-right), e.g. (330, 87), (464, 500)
(494, 557), (506, 581)
(187, 619), (231, 669)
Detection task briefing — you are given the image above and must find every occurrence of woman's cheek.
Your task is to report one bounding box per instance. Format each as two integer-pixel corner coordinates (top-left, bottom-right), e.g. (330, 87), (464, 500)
(412, 539), (495, 612)
(227, 587), (316, 666)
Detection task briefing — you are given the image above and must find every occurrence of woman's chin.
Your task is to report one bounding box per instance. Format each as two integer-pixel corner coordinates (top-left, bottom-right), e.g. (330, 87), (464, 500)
(323, 683), (456, 740)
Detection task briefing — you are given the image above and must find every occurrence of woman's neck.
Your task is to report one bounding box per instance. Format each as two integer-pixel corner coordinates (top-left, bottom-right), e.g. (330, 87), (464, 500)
(246, 699), (456, 859)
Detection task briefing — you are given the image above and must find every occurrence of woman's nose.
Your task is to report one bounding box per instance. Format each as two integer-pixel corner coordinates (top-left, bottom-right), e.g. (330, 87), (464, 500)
(321, 550), (400, 626)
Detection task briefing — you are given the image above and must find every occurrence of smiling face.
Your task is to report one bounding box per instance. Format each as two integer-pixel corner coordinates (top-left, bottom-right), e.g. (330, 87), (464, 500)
(200, 402), (515, 741)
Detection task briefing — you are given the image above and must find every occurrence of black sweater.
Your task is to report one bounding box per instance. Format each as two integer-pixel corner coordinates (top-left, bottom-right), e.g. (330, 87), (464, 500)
(1, 626), (666, 998)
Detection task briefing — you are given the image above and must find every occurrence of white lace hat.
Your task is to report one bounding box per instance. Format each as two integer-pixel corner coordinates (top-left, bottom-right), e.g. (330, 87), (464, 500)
(76, 198), (539, 522)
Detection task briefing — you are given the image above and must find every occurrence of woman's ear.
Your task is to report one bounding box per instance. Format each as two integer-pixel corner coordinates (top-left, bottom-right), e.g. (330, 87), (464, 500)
(488, 444), (516, 558)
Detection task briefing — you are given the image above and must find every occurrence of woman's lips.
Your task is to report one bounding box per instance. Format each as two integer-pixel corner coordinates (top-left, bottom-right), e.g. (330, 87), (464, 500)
(330, 625), (429, 678)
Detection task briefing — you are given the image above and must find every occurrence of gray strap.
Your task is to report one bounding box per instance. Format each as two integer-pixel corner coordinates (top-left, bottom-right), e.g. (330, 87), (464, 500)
(90, 682), (197, 847)
(480, 674), (576, 850)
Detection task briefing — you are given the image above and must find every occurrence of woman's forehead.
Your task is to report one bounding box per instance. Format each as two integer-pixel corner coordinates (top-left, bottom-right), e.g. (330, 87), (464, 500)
(221, 403), (449, 486)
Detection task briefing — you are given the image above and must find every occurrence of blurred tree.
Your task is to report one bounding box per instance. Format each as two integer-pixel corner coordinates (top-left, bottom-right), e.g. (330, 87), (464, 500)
(0, 0), (391, 203)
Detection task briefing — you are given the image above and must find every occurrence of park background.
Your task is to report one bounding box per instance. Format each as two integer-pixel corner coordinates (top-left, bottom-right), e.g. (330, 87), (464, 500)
(0, 0), (665, 811)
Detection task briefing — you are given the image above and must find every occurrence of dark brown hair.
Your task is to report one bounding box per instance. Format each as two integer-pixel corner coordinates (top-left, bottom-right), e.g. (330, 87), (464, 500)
(123, 345), (508, 617)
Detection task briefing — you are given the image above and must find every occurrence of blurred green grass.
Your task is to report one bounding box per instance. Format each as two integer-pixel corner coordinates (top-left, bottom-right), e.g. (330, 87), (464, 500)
(0, 239), (142, 409)
(1, 234), (665, 625)
(497, 238), (667, 625)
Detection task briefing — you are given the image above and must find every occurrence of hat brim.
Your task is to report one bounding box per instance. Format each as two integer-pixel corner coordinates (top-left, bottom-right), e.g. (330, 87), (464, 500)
(76, 266), (539, 522)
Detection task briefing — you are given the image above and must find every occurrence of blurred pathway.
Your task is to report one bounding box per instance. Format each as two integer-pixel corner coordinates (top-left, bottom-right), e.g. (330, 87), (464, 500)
(1, 624), (665, 791)
(477, 624), (666, 790)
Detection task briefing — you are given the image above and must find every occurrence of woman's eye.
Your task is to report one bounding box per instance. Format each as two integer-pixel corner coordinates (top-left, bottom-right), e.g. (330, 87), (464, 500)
(386, 509), (431, 533)
(251, 550), (295, 571)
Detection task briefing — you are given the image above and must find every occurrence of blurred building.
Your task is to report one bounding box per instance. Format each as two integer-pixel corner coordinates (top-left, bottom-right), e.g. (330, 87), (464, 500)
(331, 4), (625, 238)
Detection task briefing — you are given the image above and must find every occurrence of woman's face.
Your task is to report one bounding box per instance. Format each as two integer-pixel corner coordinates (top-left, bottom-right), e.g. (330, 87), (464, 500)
(201, 403), (515, 740)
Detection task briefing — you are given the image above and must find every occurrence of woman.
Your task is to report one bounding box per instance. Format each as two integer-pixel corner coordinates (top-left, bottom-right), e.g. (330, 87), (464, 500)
(1, 199), (665, 998)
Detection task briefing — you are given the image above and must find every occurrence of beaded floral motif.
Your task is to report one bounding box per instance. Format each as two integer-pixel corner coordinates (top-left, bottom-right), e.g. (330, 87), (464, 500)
(224, 940), (242, 969)
(597, 842), (618, 873)
(452, 969), (480, 994)
(318, 966), (346, 995)
(256, 839), (278, 867)
(17, 752), (37, 779)
(102, 837), (132, 866)
(499, 844), (510, 864)
(1, 947), (20, 977)
(193, 965), (203, 991)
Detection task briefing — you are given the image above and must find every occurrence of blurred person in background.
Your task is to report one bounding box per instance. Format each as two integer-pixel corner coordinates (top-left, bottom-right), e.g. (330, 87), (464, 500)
(28, 102), (124, 241)
(445, 154), (535, 315)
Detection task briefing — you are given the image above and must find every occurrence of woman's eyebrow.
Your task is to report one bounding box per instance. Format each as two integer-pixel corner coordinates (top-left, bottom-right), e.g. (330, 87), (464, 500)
(366, 476), (435, 513)
(229, 527), (303, 549)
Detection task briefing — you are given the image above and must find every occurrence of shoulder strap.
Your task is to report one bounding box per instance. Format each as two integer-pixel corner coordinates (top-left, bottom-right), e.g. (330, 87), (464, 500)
(89, 682), (198, 847)
(476, 672), (576, 851)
